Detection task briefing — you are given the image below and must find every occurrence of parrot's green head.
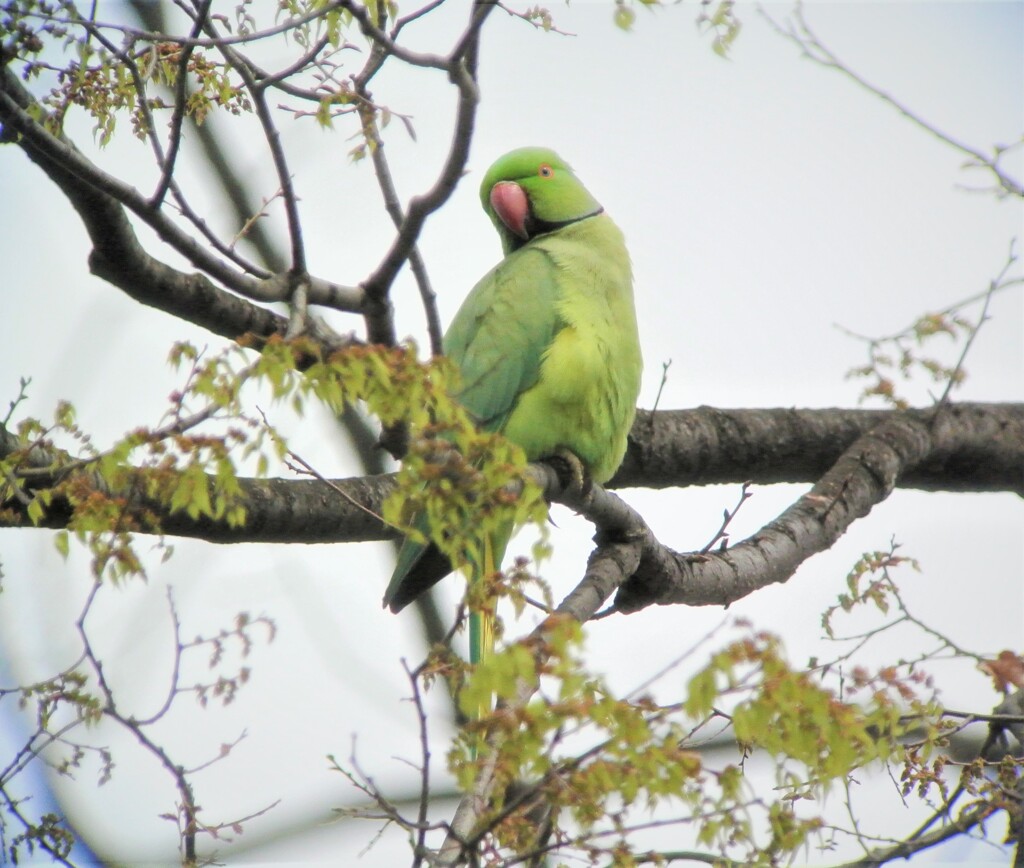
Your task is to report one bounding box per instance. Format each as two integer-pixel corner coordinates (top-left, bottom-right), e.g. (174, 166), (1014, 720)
(479, 147), (604, 254)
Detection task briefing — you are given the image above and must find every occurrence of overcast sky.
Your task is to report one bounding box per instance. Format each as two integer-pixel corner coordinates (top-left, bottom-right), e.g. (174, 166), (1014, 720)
(1, 1), (1022, 864)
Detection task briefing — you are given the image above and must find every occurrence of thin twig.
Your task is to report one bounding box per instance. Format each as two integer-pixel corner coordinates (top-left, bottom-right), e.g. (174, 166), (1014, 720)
(2, 377), (31, 426)
(403, 659), (433, 868)
(762, 3), (1023, 198)
(700, 481), (753, 553)
(151, 0), (212, 208)
(358, 2), (496, 345)
(392, 0), (449, 38)
(931, 240), (1018, 414)
(253, 34), (332, 93)
(194, 15), (307, 276)
(339, 0), (452, 70)
(353, 95), (443, 353)
(650, 359), (671, 416)
(132, 587), (185, 726)
(19, 1), (347, 51)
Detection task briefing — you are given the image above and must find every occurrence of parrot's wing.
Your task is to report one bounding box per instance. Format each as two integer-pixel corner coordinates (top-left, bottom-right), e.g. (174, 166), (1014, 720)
(383, 248), (563, 612)
(445, 248), (564, 432)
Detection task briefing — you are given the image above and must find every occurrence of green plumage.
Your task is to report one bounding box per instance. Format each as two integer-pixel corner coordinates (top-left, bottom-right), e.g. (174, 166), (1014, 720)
(384, 147), (642, 667)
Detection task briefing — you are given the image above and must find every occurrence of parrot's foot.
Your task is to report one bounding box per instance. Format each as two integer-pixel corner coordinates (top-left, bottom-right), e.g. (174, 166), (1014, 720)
(544, 447), (592, 501)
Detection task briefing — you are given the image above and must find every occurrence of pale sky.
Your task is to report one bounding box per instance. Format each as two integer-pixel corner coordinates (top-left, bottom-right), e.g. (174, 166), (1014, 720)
(1, 2), (1022, 864)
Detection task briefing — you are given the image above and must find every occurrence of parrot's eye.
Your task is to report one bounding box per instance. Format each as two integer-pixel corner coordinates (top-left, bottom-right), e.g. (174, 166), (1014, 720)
(538, 164), (554, 179)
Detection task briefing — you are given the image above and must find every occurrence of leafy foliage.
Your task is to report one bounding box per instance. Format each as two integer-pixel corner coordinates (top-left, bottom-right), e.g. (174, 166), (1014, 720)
(844, 310), (974, 408)
(394, 614), (933, 865)
(2, 335), (549, 588)
(698, 0), (743, 57)
(1, 0), (1020, 865)
(5, 811), (75, 865)
(328, 528), (1021, 866)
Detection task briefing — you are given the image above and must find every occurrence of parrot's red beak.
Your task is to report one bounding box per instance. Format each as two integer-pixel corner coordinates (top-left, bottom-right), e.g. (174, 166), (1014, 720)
(490, 181), (530, 240)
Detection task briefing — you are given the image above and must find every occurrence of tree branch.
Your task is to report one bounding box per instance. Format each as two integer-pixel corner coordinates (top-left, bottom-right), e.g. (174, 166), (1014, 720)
(615, 403), (1024, 495)
(20, 0), (347, 51)
(358, 1), (495, 345)
(0, 67), (362, 312)
(353, 78), (444, 355)
(432, 401), (1024, 864)
(611, 402), (1023, 612)
(338, 0), (452, 71)
(837, 802), (995, 867)
(763, 4), (1023, 199)
(3, 404), (1020, 543)
(195, 13), (308, 276)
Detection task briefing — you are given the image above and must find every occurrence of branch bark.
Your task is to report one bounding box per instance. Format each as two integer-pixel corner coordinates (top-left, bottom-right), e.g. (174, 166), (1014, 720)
(615, 402), (1024, 494)
(610, 403), (1018, 613)
(3, 403), (1020, 548)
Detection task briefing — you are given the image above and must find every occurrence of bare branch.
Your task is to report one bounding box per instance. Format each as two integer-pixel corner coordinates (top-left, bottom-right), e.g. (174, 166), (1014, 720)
(354, 100), (444, 355)
(349, 0), (442, 348)
(149, 1), (213, 208)
(393, 1), (450, 37)
(359, 2), (496, 345)
(15, 1), (348, 51)
(763, 4), (1023, 198)
(838, 798), (993, 866)
(0, 68), (362, 312)
(339, 0), (452, 71)
(128, 0), (289, 273)
(611, 403), (1024, 612)
(931, 241), (1016, 411)
(195, 14), (308, 277)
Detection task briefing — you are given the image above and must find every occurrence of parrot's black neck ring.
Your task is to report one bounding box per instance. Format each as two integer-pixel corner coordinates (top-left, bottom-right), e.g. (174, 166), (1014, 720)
(529, 206), (605, 237)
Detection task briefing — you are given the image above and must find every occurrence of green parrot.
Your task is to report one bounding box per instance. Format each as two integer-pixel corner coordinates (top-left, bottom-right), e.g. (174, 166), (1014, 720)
(383, 146), (642, 687)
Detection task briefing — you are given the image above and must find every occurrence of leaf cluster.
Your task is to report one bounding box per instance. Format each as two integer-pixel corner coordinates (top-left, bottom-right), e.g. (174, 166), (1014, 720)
(2, 336), (549, 591)
(423, 616), (930, 865)
(4, 810), (74, 865)
(697, 0), (742, 57)
(822, 546), (920, 637)
(842, 288), (1003, 409)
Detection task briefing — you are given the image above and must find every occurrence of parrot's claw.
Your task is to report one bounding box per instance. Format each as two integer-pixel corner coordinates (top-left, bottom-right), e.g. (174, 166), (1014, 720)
(545, 447), (592, 501)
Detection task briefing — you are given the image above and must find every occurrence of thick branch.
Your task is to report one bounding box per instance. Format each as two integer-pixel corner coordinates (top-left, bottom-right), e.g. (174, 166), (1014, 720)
(612, 403), (1024, 612)
(615, 403), (1024, 495)
(3, 405), (1020, 545)
(0, 78), (359, 348)
(0, 420), (393, 544)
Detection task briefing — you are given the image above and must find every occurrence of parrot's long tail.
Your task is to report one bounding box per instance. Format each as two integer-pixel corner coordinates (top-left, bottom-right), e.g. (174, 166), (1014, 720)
(467, 535), (496, 722)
